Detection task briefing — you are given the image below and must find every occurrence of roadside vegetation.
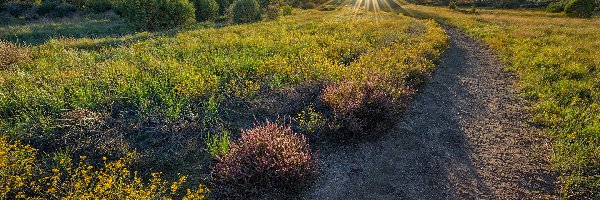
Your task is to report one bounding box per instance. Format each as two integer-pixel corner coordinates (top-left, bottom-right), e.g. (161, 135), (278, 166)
(404, 5), (600, 198)
(0, 1), (448, 197)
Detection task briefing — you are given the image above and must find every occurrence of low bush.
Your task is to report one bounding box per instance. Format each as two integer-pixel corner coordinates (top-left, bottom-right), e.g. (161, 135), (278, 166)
(192, 0), (219, 21)
(0, 143), (208, 199)
(282, 4), (292, 15)
(320, 4), (335, 11)
(322, 81), (398, 136)
(1, 1), (35, 17)
(0, 136), (37, 199)
(231, 0), (261, 23)
(0, 40), (29, 69)
(546, 1), (565, 13)
(85, 0), (114, 13)
(448, 1), (457, 9)
(36, 1), (78, 18)
(211, 121), (319, 197)
(264, 4), (280, 19)
(564, 0), (596, 18)
(115, 0), (196, 30)
(303, 1), (315, 9)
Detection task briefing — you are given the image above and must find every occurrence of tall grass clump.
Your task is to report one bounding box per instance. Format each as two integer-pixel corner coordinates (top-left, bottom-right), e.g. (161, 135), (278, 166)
(115, 0), (196, 30)
(0, 40), (29, 69)
(211, 121), (319, 197)
(322, 81), (397, 136)
(404, 5), (600, 198)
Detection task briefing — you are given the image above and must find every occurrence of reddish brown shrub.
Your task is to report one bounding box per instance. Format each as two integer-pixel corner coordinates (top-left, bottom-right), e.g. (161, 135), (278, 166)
(321, 81), (402, 136)
(210, 121), (319, 198)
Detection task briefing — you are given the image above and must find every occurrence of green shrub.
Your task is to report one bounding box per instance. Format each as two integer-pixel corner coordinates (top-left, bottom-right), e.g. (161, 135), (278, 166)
(231, 0), (261, 24)
(564, 0), (596, 18)
(448, 1), (457, 9)
(1, 1), (35, 17)
(282, 4), (292, 15)
(211, 121), (319, 197)
(205, 131), (230, 158)
(264, 4), (280, 20)
(192, 0), (218, 21)
(546, 1), (565, 13)
(85, 0), (114, 12)
(215, 0), (230, 15)
(257, 0), (280, 9)
(115, 0), (196, 30)
(320, 4), (335, 11)
(303, 1), (315, 9)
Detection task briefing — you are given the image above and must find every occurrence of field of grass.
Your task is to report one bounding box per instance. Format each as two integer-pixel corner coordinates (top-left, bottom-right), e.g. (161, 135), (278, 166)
(404, 5), (600, 198)
(0, 8), (448, 198)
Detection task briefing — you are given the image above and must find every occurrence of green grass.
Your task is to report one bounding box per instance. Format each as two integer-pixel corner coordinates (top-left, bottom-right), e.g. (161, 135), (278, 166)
(404, 5), (600, 198)
(0, 8), (448, 198)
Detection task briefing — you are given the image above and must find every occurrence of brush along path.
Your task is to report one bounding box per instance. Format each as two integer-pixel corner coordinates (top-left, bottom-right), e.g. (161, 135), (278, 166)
(305, 26), (557, 199)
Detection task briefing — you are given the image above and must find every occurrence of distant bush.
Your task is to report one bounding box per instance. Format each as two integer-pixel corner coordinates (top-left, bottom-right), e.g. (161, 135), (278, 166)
(231, 0), (261, 23)
(282, 4), (292, 15)
(85, 0), (114, 13)
(322, 81), (397, 136)
(211, 121), (319, 197)
(264, 4), (280, 19)
(192, 0), (218, 21)
(448, 1), (457, 9)
(546, 1), (566, 12)
(320, 4), (335, 11)
(0, 40), (29, 69)
(564, 0), (596, 18)
(115, 0), (196, 30)
(1, 1), (35, 17)
(303, 1), (315, 9)
(37, 1), (78, 18)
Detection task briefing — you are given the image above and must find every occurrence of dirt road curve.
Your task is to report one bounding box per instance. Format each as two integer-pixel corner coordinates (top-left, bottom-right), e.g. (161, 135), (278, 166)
(304, 26), (558, 200)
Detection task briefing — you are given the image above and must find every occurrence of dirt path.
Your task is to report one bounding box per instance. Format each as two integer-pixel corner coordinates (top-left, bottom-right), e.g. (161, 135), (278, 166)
(304, 26), (557, 199)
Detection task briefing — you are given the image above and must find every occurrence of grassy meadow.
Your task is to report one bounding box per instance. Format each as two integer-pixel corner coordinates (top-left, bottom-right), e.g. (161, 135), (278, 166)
(0, 8), (448, 198)
(404, 5), (600, 198)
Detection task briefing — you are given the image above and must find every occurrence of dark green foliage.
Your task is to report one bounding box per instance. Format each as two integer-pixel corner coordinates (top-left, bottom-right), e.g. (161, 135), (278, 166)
(36, 1), (77, 18)
(303, 1), (314, 9)
(290, 0), (301, 8)
(257, 0), (280, 9)
(264, 4), (280, 19)
(215, 0), (229, 15)
(564, 0), (596, 18)
(448, 1), (456, 9)
(115, 0), (196, 30)
(85, 0), (113, 13)
(231, 0), (260, 24)
(192, 0), (218, 21)
(1, 1), (35, 17)
(546, 1), (566, 13)
(282, 4), (292, 15)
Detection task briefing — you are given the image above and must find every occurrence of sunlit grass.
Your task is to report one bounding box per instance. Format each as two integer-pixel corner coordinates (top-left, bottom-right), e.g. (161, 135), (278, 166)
(404, 4), (600, 198)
